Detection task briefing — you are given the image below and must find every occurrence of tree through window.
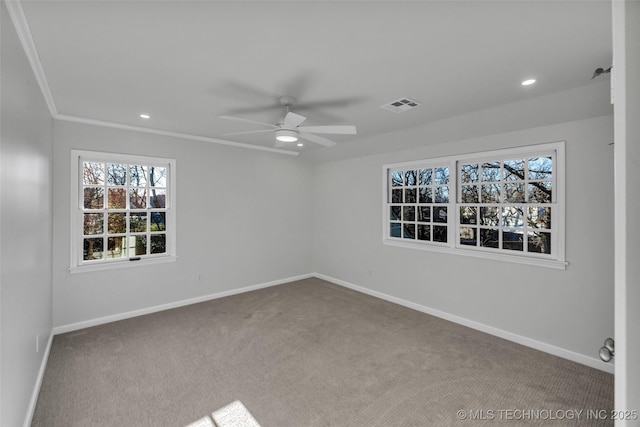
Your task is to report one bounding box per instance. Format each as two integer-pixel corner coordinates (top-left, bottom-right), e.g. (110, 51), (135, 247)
(383, 142), (565, 269)
(71, 150), (175, 271)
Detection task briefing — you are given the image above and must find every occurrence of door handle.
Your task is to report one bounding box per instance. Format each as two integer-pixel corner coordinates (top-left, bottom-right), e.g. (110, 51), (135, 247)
(599, 337), (614, 362)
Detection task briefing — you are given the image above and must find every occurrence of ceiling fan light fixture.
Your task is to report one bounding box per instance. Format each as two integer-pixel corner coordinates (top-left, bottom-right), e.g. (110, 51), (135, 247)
(275, 129), (298, 142)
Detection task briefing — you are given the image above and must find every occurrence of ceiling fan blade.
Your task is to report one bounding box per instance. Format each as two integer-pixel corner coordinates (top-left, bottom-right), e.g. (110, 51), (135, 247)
(219, 116), (276, 128)
(294, 96), (365, 110)
(222, 81), (276, 101)
(225, 105), (282, 115)
(224, 129), (273, 136)
(297, 125), (357, 135)
(299, 132), (337, 147)
(284, 112), (306, 128)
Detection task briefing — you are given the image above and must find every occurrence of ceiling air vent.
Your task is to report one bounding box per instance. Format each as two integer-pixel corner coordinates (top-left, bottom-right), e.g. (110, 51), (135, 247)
(380, 97), (421, 113)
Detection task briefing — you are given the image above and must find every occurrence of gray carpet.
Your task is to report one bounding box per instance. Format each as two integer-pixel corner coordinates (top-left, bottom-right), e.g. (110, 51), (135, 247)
(32, 278), (613, 426)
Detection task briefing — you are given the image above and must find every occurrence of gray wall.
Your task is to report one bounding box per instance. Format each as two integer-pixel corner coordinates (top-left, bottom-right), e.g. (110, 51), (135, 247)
(0, 2), (54, 425)
(313, 114), (614, 364)
(52, 120), (314, 327)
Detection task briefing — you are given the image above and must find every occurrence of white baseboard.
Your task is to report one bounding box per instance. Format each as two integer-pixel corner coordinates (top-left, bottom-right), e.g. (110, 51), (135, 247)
(313, 273), (614, 374)
(53, 273), (314, 335)
(23, 330), (54, 427)
(51, 271), (613, 375)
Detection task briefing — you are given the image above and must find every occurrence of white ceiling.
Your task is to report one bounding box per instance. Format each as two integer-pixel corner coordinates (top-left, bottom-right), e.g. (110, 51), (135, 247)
(18, 1), (612, 162)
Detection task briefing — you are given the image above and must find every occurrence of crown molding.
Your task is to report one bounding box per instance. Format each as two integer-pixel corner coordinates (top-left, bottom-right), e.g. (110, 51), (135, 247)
(55, 114), (299, 156)
(5, 0), (57, 117)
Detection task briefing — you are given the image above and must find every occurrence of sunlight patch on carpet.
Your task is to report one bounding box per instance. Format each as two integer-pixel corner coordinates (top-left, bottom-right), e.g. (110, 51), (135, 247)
(185, 401), (260, 427)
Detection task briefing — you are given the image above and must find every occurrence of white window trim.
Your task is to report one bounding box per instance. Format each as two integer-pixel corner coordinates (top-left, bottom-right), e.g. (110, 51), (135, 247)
(70, 149), (177, 273)
(382, 141), (567, 270)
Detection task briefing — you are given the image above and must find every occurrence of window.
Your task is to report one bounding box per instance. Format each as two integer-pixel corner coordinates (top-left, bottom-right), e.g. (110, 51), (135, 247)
(383, 142), (565, 269)
(71, 150), (176, 272)
(389, 165), (450, 244)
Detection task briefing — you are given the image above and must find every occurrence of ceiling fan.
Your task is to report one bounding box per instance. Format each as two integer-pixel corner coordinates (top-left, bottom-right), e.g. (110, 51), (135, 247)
(219, 96), (357, 148)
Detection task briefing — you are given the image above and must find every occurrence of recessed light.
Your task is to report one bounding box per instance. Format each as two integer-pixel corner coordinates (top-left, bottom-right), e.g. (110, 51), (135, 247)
(521, 79), (536, 86)
(140, 114), (150, 119)
(297, 143), (304, 147)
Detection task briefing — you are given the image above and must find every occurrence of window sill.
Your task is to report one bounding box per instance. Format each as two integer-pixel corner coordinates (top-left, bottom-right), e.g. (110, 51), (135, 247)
(382, 240), (567, 270)
(69, 255), (177, 274)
